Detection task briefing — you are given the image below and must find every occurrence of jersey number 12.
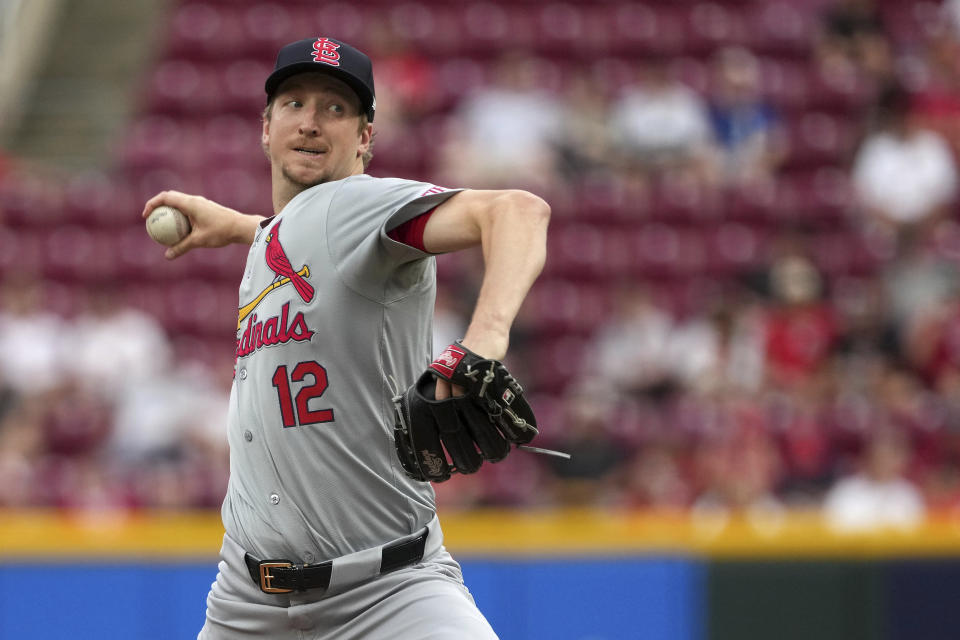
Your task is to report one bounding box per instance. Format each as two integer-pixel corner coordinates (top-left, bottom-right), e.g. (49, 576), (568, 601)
(271, 361), (334, 427)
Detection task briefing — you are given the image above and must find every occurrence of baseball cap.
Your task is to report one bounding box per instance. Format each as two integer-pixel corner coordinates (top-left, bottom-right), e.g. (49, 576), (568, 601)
(265, 37), (376, 122)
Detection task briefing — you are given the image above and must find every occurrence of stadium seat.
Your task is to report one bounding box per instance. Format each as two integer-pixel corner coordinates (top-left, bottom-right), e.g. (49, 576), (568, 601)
(743, 1), (814, 57)
(684, 2), (748, 55)
(605, 4), (687, 56)
(707, 222), (768, 275)
(239, 3), (297, 58)
(165, 3), (247, 61)
(145, 60), (223, 116)
(43, 227), (120, 283)
(783, 112), (858, 170)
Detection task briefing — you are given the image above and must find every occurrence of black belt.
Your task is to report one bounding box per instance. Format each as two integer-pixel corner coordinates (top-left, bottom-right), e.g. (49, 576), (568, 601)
(244, 528), (429, 594)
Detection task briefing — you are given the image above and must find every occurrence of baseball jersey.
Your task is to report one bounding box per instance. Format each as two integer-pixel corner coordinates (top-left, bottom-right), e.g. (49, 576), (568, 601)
(222, 174), (462, 563)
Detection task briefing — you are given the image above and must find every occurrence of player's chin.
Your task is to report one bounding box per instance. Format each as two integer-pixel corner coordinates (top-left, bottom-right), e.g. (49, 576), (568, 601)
(282, 164), (329, 189)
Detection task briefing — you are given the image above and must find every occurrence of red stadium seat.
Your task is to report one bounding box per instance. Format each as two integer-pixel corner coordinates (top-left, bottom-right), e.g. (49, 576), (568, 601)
(0, 169), (66, 229)
(783, 112), (858, 170)
(743, 1), (815, 57)
(165, 3), (247, 60)
(0, 228), (45, 278)
(239, 3), (297, 58)
(222, 59), (274, 118)
(605, 4), (687, 56)
(684, 2), (748, 55)
(43, 227), (120, 283)
(759, 59), (811, 113)
(145, 60), (224, 116)
(62, 172), (139, 228)
(197, 115), (264, 168)
(706, 222), (768, 275)
(523, 278), (613, 335)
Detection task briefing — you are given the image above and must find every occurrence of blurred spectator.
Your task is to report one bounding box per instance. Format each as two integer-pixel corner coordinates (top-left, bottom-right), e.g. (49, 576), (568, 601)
(366, 22), (442, 124)
(762, 254), (839, 390)
(0, 396), (45, 507)
(851, 83), (958, 241)
(580, 286), (678, 400)
(619, 444), (693, 510)
(610, 57), (713, 184)
(775, 392), (838, 506)
(814, 0), (894, 80)
(437, 51), (563, 188)
(542, 387), (627, 506)
(904, 288), (960, 388)
(108, 360), (228, 465)
(882, 230), (959, 356)
(690, 407), (785, 516)
(910, 15), (960, 157)
(0, 274), (67, 395)
(941, 0), (960, 41)
(823, 426), (925, 531)
(553, 70), (617, 182)
(704, 47), (787, 187)
(684, 299), (766, 396)
(68, 280), (172, 401)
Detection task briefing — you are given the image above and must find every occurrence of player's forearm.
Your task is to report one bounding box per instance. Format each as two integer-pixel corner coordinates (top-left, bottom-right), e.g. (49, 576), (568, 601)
(461, 192), (550, 360)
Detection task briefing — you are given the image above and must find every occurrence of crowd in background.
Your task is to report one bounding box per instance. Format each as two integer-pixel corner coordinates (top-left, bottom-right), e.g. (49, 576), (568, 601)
(3, 0), (960, 532)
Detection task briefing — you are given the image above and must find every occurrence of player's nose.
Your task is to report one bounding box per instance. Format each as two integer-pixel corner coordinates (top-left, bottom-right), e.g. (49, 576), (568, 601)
(298, 122), (319, 136)
(296, 106), (322, 136)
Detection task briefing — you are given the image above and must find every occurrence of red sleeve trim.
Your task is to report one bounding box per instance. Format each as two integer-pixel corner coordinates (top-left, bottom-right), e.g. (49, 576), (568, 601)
(387, 206), (437, 252)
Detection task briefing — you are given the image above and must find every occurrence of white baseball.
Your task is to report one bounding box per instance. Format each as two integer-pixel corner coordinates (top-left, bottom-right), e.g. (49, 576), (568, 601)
(146, 205), (191, 247)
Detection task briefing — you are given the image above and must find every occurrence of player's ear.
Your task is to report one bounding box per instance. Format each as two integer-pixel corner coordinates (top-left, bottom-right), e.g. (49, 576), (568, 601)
(261, 118), (271, 148)
(357, 123), (373, 158)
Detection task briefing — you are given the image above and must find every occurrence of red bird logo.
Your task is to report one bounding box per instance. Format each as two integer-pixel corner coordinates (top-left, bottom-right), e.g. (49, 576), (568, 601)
(265, 220), (314, 303)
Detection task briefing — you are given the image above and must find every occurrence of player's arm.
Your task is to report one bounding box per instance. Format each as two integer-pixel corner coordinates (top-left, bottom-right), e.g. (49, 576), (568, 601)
(423, 189), (550, 363)
(142, 190), (266, 259)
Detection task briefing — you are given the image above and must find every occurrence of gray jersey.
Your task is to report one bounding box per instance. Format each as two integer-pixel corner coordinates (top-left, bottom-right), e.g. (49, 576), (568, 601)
(222, 174), (462, 563)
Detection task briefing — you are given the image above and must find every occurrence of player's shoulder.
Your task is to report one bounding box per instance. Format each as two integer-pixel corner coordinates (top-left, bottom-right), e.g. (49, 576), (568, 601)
(331, 174), (451, 205)
(337, 174), (433, 193)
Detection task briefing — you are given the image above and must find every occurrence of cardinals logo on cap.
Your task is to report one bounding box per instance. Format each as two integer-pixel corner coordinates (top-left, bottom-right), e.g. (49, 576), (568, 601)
(312, 37), (341, 67)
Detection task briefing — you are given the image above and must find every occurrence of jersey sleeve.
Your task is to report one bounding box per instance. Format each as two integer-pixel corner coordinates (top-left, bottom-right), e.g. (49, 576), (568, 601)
(326, 176), (463, 302)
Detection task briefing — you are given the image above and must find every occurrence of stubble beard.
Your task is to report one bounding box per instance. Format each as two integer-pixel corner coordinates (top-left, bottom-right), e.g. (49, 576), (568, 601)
(279, 163), (331, 200)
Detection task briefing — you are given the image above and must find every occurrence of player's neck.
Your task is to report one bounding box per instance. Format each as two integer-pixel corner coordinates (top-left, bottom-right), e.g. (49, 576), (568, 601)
(272, 166), (366, 213)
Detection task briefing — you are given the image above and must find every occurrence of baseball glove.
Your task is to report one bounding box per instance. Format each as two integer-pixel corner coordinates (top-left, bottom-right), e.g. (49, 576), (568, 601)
(392, 342), (538, 482)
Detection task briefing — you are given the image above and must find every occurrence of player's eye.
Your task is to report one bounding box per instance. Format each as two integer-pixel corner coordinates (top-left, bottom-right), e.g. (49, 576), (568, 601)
(328, 103), (344, 114)
(287, 100), (303, 109)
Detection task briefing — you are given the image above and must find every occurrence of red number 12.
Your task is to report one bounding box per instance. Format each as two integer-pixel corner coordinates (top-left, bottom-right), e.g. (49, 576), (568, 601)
(271, 361), (334, 427)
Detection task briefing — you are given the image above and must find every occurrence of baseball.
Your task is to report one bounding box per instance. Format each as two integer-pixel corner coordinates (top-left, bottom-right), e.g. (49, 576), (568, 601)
(146, 205), (191, 246)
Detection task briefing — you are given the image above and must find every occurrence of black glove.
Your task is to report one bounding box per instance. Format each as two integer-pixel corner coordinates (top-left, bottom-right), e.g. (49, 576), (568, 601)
(393, 342), (538, 482)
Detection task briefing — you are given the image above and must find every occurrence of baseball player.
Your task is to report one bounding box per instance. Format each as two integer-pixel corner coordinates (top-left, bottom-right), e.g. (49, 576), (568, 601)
(143, 37), (550, 639)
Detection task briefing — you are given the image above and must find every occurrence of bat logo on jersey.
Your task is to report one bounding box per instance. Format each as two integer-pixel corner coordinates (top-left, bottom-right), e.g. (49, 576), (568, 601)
(312, 37), (341, 67)
(236, 220), (315, 331)
(266, 221), (314, 303)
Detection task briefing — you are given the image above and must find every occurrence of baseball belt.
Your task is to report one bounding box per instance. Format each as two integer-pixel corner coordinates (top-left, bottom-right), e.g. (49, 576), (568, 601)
(244, 526), (430, 594)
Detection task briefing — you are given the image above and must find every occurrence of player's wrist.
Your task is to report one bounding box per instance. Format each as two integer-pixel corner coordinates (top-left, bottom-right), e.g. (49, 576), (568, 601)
(231, 212), (265, 245)
(458, 329), (509, 361)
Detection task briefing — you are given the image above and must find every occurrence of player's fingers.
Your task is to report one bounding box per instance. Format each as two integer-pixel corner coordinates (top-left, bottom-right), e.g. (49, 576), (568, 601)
(434, 380), (465, 400)
(164, 234), (197, 260)
(434, 378), (452, 401)
(142, 190), (193, 219)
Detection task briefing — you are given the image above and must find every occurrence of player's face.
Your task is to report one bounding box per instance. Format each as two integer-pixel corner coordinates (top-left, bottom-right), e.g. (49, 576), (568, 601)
(263, 73), (372, 192)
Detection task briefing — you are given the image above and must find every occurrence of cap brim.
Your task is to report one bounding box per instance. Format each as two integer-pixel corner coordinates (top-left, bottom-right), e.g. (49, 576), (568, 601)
(265, 63), (374, 120)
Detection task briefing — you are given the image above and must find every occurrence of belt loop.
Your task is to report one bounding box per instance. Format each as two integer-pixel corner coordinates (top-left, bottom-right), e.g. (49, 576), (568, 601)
(293, 564), (304, 592)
